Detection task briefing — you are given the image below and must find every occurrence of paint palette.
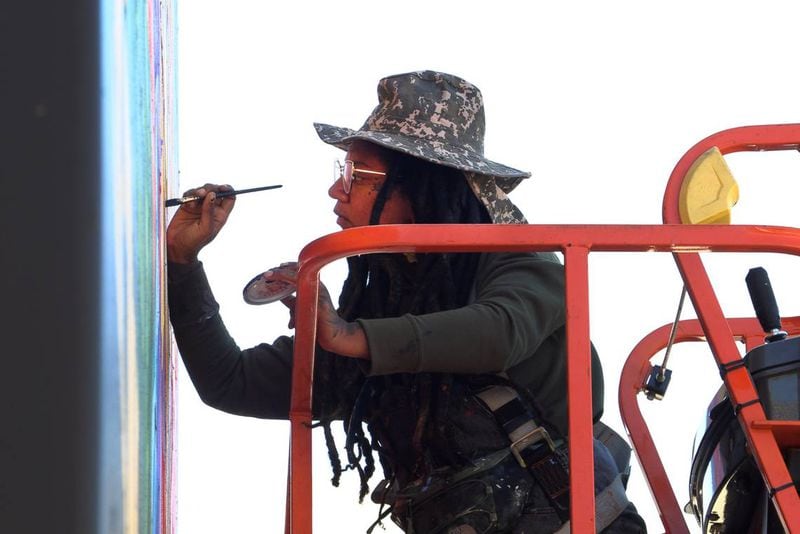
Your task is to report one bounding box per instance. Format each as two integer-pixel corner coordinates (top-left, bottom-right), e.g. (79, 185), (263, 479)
(242, 268), (296, 305)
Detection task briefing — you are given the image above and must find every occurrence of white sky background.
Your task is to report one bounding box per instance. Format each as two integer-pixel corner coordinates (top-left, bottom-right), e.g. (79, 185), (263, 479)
(174, 2), (800, 532)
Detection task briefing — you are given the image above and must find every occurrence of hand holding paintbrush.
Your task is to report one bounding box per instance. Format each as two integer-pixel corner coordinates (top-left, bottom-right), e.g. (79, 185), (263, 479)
(165, 184), (282, 207)
(165, 183), (282, 264)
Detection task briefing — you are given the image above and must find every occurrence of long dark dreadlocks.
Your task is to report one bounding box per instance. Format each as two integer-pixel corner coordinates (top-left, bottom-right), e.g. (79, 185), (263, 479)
(312, 147), (492, 503)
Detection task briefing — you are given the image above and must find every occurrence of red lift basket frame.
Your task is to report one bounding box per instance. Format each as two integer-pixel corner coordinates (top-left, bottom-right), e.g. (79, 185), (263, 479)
(621, 123), (800, 533)
(285, 124), (800, 534)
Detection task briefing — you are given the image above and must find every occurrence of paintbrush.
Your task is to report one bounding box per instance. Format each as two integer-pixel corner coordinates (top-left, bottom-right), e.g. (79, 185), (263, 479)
(165, 184), (283, 207)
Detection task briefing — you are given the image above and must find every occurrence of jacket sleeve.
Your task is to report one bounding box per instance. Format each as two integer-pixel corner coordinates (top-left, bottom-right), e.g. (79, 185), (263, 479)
(358, 252), (566, 376)
(168, 261), (295, 419)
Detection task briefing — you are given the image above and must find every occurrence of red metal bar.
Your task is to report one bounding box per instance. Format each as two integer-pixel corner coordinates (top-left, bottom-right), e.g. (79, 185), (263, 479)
(675, 253), (800, 533)
(657, 124), (800, 532)
(619, 321), (705, 534)
(751, 421), (800, 448)
(619, 316), (800, 533)
(662, 123), (800, 224)
(287, 272), (319, 534)
(297, 224), (800, 261)
(285, 222), (800, 533)
(564, 246), (595, 532)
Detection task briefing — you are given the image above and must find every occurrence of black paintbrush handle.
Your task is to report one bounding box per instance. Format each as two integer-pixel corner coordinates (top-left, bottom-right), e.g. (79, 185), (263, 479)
(165, 184), (282, 207)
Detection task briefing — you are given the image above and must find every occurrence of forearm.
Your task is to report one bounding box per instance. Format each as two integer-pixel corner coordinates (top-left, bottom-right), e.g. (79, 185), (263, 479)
(317, 317), (369, 359)
(168, 261), (294, 419)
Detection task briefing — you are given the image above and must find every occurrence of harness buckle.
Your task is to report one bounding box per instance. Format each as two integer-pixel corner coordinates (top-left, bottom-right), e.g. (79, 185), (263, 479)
(510, 426), (556, 468)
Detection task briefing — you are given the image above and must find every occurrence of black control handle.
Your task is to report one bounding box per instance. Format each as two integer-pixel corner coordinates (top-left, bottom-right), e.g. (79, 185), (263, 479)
(745, 267), (782, 334)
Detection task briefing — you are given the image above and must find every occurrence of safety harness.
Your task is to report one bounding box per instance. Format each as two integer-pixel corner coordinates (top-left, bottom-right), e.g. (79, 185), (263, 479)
(476, 384), (631, 531)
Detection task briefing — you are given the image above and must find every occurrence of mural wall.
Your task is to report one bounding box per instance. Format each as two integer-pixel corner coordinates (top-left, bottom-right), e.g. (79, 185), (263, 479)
(99, 0), (178, 532)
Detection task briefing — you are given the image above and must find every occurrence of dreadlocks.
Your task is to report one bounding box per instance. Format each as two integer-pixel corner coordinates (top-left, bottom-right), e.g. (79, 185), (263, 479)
(312, 147), (493, 502)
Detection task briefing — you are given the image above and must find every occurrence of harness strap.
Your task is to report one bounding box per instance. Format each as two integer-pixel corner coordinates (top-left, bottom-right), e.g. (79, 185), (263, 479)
(476, 385), (571, 521)
(476, 385), (631, 531)
(553, 473), (630, 533)
(593, 421), (632, 487)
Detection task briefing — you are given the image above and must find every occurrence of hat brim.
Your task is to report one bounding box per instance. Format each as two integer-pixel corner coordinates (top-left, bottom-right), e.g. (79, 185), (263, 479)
(314, 122), (530, 194)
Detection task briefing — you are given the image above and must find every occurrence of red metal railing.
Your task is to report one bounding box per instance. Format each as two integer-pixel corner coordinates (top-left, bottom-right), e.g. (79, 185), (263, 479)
(619, 316), (800, 533)
(616, 123), (800, 533)
(285, 124), (800, 533)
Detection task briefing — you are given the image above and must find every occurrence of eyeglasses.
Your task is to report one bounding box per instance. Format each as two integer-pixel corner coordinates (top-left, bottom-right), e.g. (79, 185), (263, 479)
(334, 159), (387, 194)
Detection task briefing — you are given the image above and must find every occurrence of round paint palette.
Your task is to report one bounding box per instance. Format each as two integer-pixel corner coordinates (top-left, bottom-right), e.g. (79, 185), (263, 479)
(242, 269), (296, 305)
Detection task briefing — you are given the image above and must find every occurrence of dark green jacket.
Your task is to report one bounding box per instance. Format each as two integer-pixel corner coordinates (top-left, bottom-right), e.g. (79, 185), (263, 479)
(168, 251), (604, 437)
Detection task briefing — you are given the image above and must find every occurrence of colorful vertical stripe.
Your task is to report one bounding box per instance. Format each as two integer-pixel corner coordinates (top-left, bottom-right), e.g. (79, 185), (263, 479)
(99, 0), (177, 532)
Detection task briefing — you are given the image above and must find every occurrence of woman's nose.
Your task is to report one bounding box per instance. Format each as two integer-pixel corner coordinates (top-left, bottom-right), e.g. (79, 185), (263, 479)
(328, 177), (348, 201)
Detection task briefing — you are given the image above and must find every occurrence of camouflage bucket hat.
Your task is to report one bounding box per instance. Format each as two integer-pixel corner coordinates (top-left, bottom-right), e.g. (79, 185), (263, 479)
(314, 70), (529, 224)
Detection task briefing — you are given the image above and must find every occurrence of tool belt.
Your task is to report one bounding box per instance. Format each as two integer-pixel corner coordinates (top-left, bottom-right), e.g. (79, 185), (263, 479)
(372, 447), (533, 533)
(369, 379), (631, 533)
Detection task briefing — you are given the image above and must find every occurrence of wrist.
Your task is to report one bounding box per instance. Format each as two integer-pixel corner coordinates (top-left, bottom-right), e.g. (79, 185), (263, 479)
(167, 243), (198, 264)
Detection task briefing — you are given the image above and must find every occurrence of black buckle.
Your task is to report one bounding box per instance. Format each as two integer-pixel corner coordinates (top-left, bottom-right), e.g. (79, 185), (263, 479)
(509, 426), (571, 520)
(528, 447), (571, 520)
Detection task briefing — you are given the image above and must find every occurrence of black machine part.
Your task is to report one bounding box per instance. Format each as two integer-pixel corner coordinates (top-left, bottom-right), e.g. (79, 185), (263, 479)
(745, 267), (788, 342)
(686, 395), (737, 525)
(686, 267), (800, 532)
(747, 335), (800, 421)
(687, 334), (800, 533)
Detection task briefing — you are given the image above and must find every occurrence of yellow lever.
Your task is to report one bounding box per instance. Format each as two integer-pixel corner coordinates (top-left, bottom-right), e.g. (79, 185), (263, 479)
(678, 146), (739, 224)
